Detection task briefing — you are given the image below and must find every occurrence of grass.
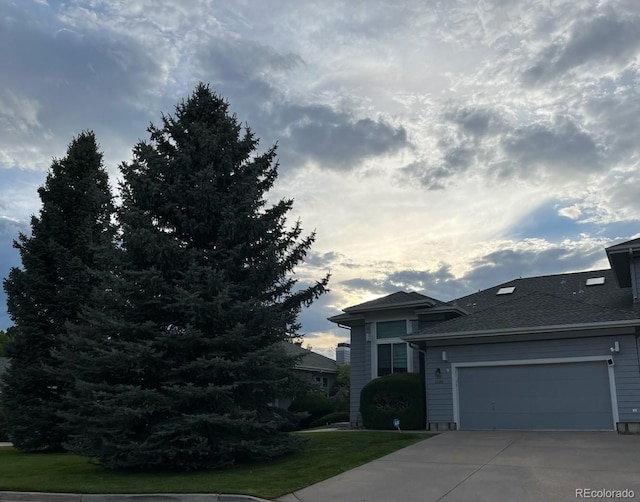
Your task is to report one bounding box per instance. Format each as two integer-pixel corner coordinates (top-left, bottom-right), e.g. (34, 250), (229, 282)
(0, 431), (432, 499)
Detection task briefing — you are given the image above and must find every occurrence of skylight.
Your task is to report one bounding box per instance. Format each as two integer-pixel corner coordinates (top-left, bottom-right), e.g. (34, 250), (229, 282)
(497, 286), (516, 295)
(586, 277), (605, 286)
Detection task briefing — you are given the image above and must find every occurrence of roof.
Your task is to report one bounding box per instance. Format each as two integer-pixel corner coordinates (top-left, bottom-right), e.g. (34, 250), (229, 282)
(410, 291), (637, 338)
(344, 291), (445, 312)
(328, 291), (450, 325)
(283, 343), (338, 373)
(451, 269), (632, 313)
(606, 237), (640, 288)
(411, 269), (638, 339)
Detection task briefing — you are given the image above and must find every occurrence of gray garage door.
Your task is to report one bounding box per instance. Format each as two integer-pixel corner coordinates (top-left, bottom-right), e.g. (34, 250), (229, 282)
(457, 361), (614, 430)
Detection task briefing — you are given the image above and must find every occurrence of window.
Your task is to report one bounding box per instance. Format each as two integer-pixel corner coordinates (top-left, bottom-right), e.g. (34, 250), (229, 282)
(376, 320), (406, 339)
(376, 321), (408, 376)
(315, 376), (328, 387)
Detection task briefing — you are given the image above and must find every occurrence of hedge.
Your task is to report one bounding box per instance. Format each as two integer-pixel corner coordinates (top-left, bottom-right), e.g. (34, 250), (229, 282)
(360, 372), (425, 430)
(288, 392), (334, 429)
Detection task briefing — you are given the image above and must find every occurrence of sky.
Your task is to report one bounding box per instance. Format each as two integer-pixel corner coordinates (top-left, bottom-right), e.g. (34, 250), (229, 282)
(1, 0), (640, 359)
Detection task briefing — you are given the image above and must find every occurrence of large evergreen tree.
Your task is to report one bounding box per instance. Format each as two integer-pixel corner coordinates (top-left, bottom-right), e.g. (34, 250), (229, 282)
(61, 84), (329, 470)
(0, 132), (115, 451)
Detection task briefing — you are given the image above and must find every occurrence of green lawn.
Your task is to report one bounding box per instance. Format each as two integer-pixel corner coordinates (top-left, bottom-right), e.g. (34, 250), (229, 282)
(0, 431), (432, 499)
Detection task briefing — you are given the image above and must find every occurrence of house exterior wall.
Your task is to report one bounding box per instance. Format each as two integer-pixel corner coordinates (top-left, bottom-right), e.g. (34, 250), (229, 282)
(425, 333), (640, 430)
(350, 324), (367, 424)
(349, 317), (422, 425)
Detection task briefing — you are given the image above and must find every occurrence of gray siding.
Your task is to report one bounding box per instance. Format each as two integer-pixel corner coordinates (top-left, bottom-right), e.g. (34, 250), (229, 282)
(426, 334), (640, 425)
(349, 324), (368, 423)
(349, 327), (421, 424)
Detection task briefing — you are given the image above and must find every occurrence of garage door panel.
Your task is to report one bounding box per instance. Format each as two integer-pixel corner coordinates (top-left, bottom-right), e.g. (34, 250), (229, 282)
(457, 361), (613, 430)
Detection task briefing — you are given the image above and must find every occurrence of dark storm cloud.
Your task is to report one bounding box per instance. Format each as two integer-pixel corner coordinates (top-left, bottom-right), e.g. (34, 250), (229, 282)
(523, 11), (640, 86)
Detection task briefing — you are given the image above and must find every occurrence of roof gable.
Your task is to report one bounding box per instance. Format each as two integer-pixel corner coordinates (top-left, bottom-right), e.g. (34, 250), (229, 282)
(606, 237), (640, 288)
(344, 291), (445, 313)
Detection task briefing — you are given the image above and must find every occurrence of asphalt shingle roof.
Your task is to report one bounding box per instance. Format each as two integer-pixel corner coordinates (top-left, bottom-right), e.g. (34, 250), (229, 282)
(414, 269), (638, 337)
(283, 342), (337, 373)
(344, 291), (445, 312)
(419, 291), (637, 335)
(451, 269), (632, 313)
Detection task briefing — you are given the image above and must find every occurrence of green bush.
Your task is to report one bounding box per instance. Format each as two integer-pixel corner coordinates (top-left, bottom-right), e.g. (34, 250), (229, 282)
(309, 411), (350, 428)
(289, 392), (334, 429)
(360, 373), (425, 430)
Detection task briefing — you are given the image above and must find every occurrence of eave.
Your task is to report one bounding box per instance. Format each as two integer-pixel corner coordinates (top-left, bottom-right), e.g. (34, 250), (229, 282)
(403, 318), (640, 343)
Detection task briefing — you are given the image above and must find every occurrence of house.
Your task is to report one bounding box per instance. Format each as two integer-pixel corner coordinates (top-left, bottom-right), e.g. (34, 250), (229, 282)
(274, 342), (338, 409)
(329, 237), (640, 432)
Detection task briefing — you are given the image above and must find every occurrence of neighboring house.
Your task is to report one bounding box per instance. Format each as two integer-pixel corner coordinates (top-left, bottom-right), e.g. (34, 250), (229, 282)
(336, 342), (350, 366)
(274, 342), (338, 409)
(330, 238), (640, 432)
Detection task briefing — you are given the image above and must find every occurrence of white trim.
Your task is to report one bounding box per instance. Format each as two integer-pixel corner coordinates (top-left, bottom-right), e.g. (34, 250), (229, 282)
(451, 356), (619, 430)
(404, 319), (640, 341)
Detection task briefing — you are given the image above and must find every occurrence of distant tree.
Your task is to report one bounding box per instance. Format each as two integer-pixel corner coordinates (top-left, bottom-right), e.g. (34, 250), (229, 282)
(60, 84), (329, 470)
(0, 132), (115, 451)
(330, 363), (350, 412)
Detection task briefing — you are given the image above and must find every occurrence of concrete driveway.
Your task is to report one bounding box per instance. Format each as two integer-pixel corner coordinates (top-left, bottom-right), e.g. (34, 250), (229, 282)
(277, 431), (640, 502)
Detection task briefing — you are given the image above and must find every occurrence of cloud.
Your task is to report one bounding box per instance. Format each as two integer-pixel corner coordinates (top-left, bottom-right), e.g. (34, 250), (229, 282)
(463, 238), (608, 290)
(187, 18), (413, 172)
(0, 1), (165, 170)
(500, 116), (601, 177)
(523, 10), (640, 85)
(280, 107), (409, 171)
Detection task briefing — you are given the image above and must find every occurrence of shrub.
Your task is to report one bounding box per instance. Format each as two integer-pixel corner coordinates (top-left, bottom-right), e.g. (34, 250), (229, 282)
(360, 373), (425, 430)
(289, 392), (334, 429)
(309, 411), (350, 428)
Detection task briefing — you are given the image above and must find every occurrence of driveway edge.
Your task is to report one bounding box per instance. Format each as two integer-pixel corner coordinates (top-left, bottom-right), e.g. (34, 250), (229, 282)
(0, 492), (272, 502)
